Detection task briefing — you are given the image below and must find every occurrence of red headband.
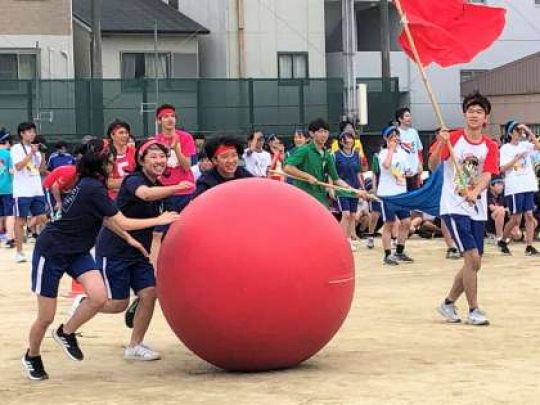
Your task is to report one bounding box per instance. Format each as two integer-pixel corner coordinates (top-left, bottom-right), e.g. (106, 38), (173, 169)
(139, 140), (167, 157)
(157, 108), (176, 119)
(214, 145), (236, 158)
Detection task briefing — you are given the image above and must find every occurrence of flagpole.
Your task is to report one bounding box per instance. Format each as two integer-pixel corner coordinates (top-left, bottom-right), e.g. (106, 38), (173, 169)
(393, 0), (464, 178)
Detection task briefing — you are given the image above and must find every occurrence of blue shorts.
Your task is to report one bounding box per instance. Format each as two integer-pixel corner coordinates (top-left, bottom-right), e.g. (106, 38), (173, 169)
(338, 197), (359, 213)
(31, 248), (97, 298)
(442, 214), (485, 256)
(0, 194), (14, 216)
(14, 195), (47, 217)
(155, 194), (191, 233)
(97, 256), (156, 300)
(505, 192), (536, 215)
(375, 200), (410, 222)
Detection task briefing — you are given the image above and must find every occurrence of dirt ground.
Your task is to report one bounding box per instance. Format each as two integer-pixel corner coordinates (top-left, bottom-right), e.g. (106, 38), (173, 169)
(1, 237), (539, 405)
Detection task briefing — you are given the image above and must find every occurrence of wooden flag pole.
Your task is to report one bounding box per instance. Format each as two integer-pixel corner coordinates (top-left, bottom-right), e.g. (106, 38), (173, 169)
(268, 170), (381, 202)
(393, 0), (464, 179)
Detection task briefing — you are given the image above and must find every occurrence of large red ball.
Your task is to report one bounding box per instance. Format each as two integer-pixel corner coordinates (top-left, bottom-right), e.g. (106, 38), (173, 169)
(157, 178), (355, 371)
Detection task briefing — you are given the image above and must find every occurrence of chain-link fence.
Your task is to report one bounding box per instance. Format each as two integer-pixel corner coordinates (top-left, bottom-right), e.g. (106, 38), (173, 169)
(0, 77), (401, 145)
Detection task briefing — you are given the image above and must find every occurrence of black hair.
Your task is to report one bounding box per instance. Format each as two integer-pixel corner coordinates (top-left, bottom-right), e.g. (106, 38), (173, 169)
(156, 104), (176, 118)
(17, 121), (36, 137)
(339, 120), (355, 133)
(395, 107), (411, 123)
(197, 150), (209, 161)
(247, 129), (264, 142)
(55, 141), (68, 150)
(134, 140), (170, 172)
(106, 119), (131, 160)
(462, 91), (491, 115)
(205, 135), (244, 159)
(308, 118), (330, 133)
(76, 139), (110, 183)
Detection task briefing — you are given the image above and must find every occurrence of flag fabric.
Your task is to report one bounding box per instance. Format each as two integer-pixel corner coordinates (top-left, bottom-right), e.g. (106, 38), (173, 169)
(380, 164), (443, 217)
(397, 0), (506, 67)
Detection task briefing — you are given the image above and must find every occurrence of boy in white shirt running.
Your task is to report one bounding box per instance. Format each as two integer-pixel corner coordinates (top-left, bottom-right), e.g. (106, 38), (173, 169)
(430, 92), (499, 326)
(498, 121), (540, 256)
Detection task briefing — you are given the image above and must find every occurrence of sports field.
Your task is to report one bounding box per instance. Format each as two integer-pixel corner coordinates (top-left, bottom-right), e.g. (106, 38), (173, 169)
(1, 238), (539, 404)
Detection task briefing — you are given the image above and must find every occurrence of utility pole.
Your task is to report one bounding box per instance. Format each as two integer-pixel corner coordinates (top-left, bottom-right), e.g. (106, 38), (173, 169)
(342, 0), (357, 122)
(90, 0), (104, 136)
(380, 0), (391, 80)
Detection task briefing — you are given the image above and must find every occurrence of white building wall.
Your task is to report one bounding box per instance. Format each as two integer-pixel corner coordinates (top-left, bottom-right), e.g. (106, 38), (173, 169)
(327, 0), (540, 131)
(0, 35), (74, 79)
(177, 0), (326, 78)
(101, 35), (199, 78)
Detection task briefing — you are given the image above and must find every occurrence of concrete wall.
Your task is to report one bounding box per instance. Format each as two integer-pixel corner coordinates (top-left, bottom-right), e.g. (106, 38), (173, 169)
(100, 35), (199, 78)
(325, 0), (540, 131)
(0, 0), (72, 35)
(178, 0), (326, 78)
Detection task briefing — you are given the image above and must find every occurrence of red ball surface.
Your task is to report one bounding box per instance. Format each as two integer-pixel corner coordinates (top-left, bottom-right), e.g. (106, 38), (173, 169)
(157, 178), (355, 371)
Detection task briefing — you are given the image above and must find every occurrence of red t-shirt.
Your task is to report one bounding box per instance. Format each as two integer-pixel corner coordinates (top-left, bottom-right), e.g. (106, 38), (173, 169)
(154, 129), (196, 195)
(43, 165), (77, 193)
(109, 144), (136, 199)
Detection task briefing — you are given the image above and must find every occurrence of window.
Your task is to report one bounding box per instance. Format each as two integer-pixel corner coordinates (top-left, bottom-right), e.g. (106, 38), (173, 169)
(278, 53), (308, 79)
(121, 53), (171, 79)
(0, 52), (37, 79)
(168, 0), (179, 9)
(536, 0), (540, 6)
(460, 69), (488, 83)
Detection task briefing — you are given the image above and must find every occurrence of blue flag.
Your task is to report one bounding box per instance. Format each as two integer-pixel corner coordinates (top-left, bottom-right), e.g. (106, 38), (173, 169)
(380, 165), (443, 217)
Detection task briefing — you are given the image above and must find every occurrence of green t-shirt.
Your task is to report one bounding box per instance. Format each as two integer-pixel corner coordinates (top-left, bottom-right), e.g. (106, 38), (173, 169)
(285, 143), (339, 205)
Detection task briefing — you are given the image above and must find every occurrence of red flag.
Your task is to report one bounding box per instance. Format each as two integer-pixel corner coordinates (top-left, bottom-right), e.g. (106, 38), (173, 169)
(397, 0), (506, 67)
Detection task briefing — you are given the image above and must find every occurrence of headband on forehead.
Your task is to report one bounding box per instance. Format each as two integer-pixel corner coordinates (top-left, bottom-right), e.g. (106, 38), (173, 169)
(157, 108), (176, 120)
(213, 145), (236, 158)
(138, 140), (167, 157)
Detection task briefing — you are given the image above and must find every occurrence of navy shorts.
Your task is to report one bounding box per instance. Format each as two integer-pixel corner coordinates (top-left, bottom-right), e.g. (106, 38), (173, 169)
(155, 194), (191, 233)
(338, 197), (359, 213)
(375, 200), (410, 222)
(442, 214), (485, 256)
(505, 192), (536, 215)
(14, 195), (47, 217)
(0, 194), (14, 216)
(32, 248), (97, 298)
(97, 256), (156, 300)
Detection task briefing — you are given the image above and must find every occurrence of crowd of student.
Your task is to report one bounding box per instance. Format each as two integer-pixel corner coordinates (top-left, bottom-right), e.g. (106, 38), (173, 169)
(0, 93), (539, 380)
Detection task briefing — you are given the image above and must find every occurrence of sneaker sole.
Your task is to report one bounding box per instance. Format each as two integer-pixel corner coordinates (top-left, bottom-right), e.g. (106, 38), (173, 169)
(51, 329), (83, 361)
(124, 355), (161, 361)
(465, 319), (490, 326)
(21, 357), (48, 381)
(436, 307), (461, 323)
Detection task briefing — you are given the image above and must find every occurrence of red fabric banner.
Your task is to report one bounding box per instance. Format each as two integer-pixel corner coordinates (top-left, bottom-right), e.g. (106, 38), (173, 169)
(397, 0), (506, 67)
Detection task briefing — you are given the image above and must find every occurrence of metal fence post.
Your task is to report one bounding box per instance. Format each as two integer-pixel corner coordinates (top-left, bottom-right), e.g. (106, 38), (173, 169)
(248, 79), (255, 131)
(299, 79), (305, 130)
(26, 80), (33, 122)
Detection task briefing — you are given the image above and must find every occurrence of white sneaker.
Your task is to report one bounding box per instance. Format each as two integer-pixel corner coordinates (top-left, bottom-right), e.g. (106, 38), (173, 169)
(466, 308), (490, 326)
(69, 294), (87, 318)
(124, 344), (161, 361)
(15, 251), (26, 263)
(437, 301), (461, 323)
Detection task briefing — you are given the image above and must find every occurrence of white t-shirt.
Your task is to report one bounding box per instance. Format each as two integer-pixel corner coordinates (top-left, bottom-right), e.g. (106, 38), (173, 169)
(500, 142), (539, 196)
(398, 127), (423, 176)
(10, 143), (44, 198)
(191, 164), (202, 181)
(439, 131), (499, 221)
(242, 149), (272, 177)
(377, 147), (410, 197)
